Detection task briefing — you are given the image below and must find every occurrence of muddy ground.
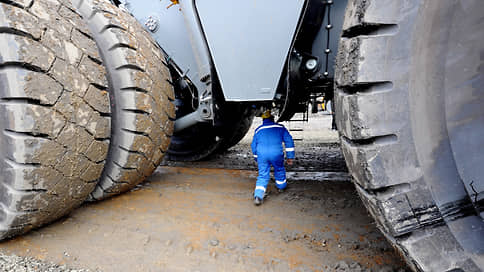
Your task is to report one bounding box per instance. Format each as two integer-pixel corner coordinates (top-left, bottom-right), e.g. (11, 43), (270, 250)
(165, 112), (346, 173)
(0, 113), (410, 271)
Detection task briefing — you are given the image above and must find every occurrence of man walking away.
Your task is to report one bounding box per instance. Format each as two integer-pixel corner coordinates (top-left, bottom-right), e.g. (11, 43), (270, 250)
(251, 110), (295, 206)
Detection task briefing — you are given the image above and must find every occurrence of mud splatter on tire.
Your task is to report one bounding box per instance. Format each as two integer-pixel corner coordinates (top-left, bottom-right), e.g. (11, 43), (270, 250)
(0, 0), (110, 239)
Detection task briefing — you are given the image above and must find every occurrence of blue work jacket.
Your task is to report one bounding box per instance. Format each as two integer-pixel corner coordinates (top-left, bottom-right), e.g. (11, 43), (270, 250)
(251, 119), (295, 160)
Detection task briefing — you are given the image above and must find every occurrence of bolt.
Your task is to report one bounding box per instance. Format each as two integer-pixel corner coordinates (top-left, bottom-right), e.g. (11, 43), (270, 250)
(325, 48), (331, 54)
(326, 24), (333, 29)
(323, 71), (329, 77)
(144, 16), (159, 32)
(305, 59), (318, 70)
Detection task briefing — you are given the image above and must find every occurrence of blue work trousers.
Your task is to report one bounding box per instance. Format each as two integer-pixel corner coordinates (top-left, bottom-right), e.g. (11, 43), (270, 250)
(254, 153), (287, 199)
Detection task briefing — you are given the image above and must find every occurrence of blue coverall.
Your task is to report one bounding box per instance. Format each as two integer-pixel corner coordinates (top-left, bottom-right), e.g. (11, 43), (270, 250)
(251, 118), (295, 199)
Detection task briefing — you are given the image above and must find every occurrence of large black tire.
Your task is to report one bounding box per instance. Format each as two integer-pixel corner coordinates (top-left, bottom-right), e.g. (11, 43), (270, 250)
(335, 0), (484, 271)
(214, 107), (255, 153)
(73, 0), (175, 200)
(0, 0), (110, 239)
(167, 106), (254, 161)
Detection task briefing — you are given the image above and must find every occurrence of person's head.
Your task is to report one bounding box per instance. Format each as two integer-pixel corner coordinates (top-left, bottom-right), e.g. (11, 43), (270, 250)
(261, 110), (274, 121)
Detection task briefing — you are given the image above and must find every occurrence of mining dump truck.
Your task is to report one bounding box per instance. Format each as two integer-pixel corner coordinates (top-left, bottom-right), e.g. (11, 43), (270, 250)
(0, 0), (482, 270)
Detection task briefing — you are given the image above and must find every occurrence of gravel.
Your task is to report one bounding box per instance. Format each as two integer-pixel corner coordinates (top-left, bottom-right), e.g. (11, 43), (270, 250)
(0, 252), (91, 272)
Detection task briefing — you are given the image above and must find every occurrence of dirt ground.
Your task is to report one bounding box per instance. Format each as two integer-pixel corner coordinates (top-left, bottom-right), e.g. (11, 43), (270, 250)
(0, 114), (410, 271)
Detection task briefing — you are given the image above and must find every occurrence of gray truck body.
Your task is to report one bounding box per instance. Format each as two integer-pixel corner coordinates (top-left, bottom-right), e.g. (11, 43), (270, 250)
(120, 0), (346, 130)
(124, 0), (304, 101)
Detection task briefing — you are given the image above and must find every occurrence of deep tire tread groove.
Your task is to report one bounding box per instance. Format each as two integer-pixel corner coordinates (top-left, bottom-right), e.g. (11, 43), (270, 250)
(342, 23), (398, 38)
(0, 27), (37, 41)
(342, 134), (397, 146)
(115, 64), (145, 72)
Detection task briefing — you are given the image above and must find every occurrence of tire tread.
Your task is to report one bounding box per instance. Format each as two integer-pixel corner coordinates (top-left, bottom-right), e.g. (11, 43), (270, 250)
(0, 0), (110, 239)
(335, 0), (481, 270)
(74, 0), (174, 200)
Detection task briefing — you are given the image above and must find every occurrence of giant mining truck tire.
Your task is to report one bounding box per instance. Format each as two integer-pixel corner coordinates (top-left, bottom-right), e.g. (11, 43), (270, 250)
(167, 105), (254, 162)
(0, 0), (111, 239)
(215, 107), (255, 153)
(73, 0), (175, 200)
(335, 0), (484, 271)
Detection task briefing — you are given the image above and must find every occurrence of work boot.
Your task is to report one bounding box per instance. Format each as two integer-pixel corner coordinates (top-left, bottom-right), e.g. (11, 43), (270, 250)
(254, 196), (262, 206)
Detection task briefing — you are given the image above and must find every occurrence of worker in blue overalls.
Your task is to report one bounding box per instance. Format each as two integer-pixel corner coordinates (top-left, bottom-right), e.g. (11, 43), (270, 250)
(251, 110), (295, 205)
